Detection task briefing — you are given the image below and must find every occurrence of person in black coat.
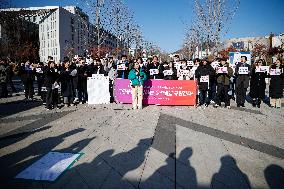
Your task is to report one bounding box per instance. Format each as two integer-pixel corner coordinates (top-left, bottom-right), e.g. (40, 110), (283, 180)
(148, 56), (164, 79)
(249, 59), (267, 108)
(117, 55), (129, 79)
(195, 59), (215, 107)
(269, 59), (284, 108)
(19, 60), (36, 100)
(60, 58), (74, 107)
(235, 56), (251, 107)
(44, 61), (59, 110)
(35, 62), (45, 97)
(163, 62), (177, 80)
(77, 59), (88, 104)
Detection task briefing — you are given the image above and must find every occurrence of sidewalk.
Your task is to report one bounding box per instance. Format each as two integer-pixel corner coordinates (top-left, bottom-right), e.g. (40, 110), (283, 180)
(0, 94), (283, 189)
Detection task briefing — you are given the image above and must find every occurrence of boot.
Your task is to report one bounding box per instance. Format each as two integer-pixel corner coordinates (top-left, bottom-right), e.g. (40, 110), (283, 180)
(257, 98), (261, 108)
(252, 99), (256, 107)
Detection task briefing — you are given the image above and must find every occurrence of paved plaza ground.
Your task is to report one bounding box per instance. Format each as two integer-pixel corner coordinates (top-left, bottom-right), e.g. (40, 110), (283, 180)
(0, 92), (283, 189)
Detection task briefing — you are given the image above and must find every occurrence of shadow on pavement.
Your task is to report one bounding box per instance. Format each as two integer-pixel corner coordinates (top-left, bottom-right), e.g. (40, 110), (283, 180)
(0, 99), (43, 118)
(0, 127), (92, 189)
(264, 164), (284, 189)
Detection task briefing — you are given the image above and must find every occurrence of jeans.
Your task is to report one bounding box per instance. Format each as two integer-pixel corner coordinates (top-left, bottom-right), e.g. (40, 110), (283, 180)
(199, 89), (209, 105)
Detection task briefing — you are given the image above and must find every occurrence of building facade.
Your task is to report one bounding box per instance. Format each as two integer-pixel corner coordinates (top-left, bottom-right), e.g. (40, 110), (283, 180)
(0, 6), (118, 63)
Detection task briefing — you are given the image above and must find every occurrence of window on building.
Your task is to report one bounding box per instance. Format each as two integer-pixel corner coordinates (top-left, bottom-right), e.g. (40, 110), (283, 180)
(47, 32), (49, 39)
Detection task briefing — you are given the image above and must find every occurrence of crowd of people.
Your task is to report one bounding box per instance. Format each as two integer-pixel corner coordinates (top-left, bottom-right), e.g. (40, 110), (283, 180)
(0, 54), (283, 110)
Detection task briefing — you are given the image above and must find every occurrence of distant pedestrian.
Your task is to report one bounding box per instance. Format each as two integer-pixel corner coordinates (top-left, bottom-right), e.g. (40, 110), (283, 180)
(128, 62), (147, 110)
(60, 58), (74, 107)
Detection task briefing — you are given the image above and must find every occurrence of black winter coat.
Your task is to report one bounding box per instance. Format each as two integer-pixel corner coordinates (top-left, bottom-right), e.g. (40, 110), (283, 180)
(19, 65), (36, 83)
(235, 62), (251, 89)
(77, 65), (88, 90)
(44, 67), (59, 88)
(195, 64), (215, 90)
(249, 68), (267, 99)
(60, 70), (74, 97)
(269, 65), (284, 98)
(148, 62), (164, 79)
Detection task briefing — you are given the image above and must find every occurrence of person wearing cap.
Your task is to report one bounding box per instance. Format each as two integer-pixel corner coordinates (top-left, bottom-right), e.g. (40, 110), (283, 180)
(214, 58), (234, 108)
(128, 62), (147, 110)
(195, 59), (215, 107)
(235, 56), (251, 107)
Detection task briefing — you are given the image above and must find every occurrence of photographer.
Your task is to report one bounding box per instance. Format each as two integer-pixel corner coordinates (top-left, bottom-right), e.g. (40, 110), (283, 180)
(128, 62), (147, 110)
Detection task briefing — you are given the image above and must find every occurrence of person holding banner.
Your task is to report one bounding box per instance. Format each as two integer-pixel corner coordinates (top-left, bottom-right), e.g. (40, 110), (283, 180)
(163, 62), (177, 80)
(117, 55), (129, 79)
(128, 62), (147, 110)
(60, 58), (74, 107)
(44, 61), (60, 110)
(214, 58), (234, 108)
(195, 59), (215, 107)
(269, 59), (284, 108)
(249, 59), (267, 108)
(77, 59), (88, 104)
(235, 56), (251, 107)
(19, 60), (36, 100)
(148, 56), (164, 79)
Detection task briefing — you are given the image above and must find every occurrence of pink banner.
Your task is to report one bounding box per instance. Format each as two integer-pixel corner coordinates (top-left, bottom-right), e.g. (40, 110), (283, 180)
(114, 79), (197, 106)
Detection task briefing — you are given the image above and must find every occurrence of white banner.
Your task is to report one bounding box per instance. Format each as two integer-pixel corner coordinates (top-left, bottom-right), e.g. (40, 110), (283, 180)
(163, 70), (173, 76)
(187, 61), (194, 66)
(211, 61), (220, 69)
(117, 64), (126, 70)
(15, 152), (82, 181)
(200, 75), (209, 82)
(238, 67), (249, 75)
(256, 66), (269, 73)
(87, 75), (110, 104)
(270, 69), (282, 75)
(150, 69), (159, 75)
(217, 67), (228, 74)
(179, 69), (190, 76)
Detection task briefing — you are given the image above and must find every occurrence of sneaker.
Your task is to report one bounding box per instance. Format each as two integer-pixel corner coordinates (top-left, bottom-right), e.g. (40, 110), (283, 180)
(79, 102), (83, 105)
(226, 106), (231, 109)
(210, 100), (215, 104)
(213, 104), (219, 108)
(64, 104), (69, 107)
(241, 104), (245, 107)
(205, 104), (209, 107)
(70, 104), (75, 106)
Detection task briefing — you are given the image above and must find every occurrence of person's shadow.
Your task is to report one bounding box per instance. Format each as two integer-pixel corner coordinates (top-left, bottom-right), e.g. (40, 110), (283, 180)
(66, 138), (152, 189)
(264, 164), (284, 189)
(211, 155), (251, 189)
(139, 147), (198, 189)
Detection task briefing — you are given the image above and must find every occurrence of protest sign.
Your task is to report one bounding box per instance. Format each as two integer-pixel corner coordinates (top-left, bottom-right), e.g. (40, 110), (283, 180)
(179, 69), (190, 76)
(187, 61), (194, 66)
(36, 68), (43, 73)
(150, 69), (159, 75)
(270, 69), (282, 75)
(238, 67), (249, 74)
(15, 152), (82, 182)
(117, 64), (126, 70)
(87, 75), (110, 104)
(217, 67), (228, 74)
(163, 70), (173, 76)
(211, 61), (220, 69)
(200, 75), (209, 82)
(115, 79), (197, 105)
(256, 66), (269, 73)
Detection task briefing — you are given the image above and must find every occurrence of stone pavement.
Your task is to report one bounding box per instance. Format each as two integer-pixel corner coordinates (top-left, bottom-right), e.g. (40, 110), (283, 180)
(0, 94), (283, 189)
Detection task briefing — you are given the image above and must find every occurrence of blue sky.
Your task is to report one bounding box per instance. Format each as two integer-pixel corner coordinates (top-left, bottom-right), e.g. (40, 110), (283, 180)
(9, 0), (284, 53)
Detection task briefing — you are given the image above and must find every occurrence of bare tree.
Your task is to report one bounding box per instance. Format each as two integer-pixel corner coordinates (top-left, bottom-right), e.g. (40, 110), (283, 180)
(186, 0), (240, 57)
